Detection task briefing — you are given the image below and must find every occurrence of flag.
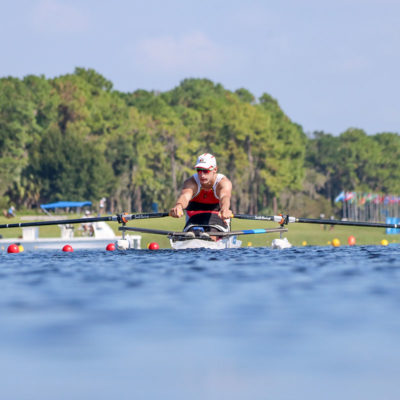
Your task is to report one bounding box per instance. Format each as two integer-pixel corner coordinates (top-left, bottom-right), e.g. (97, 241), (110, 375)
(345, 191), (355, 202)
(373, 195), (383, 204)
(384, 196), (390, 205)
(334, 191), (345, 203)
(360, 193), (367, 205)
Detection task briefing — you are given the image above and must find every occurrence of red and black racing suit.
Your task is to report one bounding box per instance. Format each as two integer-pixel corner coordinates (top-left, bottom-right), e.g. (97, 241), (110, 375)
(184, 173), (229, 233)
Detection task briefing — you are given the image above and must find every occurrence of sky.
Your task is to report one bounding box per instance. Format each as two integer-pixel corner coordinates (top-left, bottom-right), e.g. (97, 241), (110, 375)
(1, 0), (399, 135)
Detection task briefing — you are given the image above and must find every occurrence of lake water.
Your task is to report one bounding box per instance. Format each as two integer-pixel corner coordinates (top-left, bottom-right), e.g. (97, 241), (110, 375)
(1, 245), (400, 400)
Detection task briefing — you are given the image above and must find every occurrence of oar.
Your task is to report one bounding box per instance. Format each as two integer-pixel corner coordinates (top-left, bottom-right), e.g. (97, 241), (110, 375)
(120, 226), (288, 237)
(214, 227), (288, 237)
(0, 212), (170, 229)
(234, 214), (400, 229)
(119, 226), (185, 236)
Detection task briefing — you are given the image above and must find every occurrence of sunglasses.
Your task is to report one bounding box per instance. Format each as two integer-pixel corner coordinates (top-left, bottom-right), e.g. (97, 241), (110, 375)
(196, 168), (213, 173)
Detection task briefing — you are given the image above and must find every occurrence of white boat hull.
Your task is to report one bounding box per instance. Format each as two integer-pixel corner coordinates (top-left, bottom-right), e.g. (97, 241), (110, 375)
(170, 236), (242, 250)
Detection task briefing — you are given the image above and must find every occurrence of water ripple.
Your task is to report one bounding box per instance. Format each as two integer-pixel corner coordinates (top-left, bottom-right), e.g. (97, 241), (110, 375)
(0, 245), (400, 399)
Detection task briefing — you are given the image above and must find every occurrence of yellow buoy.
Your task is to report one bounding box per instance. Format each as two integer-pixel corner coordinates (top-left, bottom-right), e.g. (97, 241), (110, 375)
(380, 239), (389, 246)
(18, 245), (24, 252)
(332, 238), (340, 247)
(247, 242), (252, 247)
(302, 241), (307, 246)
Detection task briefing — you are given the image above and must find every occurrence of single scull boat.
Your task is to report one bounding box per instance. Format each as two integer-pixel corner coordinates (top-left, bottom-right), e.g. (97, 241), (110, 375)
(0, 212), (398, 251)
(117, 225), (288, 250)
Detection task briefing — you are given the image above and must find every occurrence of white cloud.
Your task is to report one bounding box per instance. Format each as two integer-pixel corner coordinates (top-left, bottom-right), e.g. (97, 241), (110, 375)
(135, 32), (226, 72)
(32, 0), (89, 34)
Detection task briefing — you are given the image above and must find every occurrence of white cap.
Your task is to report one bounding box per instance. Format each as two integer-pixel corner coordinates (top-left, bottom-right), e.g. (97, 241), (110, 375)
(85, 210), (91, 215)
(194, 153), (217, 170)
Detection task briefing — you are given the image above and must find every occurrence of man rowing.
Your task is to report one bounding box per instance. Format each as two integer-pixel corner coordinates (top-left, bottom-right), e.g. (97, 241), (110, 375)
(169, 153), (233, 238)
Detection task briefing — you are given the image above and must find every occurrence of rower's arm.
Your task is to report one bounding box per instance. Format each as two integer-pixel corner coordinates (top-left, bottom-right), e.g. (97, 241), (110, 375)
(169, 178), (196, 218)
(217, 178), (233, 220)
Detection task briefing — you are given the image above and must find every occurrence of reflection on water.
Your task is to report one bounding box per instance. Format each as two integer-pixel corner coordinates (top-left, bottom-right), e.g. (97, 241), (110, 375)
(0, 245), (400, 399)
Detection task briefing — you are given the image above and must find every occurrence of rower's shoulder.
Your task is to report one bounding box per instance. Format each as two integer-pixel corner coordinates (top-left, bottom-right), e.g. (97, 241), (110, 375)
(216, 174), (232, 191)
(183, 175), (197, 189)
(217, 174), (231, 184)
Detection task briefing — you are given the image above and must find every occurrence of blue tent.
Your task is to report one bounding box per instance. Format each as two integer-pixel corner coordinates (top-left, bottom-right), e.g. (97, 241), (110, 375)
(40, 201), (92, 210)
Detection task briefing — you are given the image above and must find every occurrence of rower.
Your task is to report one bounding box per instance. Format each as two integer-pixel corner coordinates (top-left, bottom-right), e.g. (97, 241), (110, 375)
(169, 153), (233, 239)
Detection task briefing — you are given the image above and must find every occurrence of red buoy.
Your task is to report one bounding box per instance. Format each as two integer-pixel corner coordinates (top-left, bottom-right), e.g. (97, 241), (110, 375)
(106, 243), (116, 251)
(148, 242), (160, 250)
(62, 245), (73, 252)
(348, 235), (356, 246)
(7, 244), (20, 253)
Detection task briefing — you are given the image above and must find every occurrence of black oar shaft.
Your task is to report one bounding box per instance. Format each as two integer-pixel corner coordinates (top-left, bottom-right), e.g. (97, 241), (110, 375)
(119, 226), (175, 235)
(0, 212), (170, 230)
(296, 217), (399, 229)
(0, 216), (115, 229)
(128, 212), (169, 219)
(234, 214), (399, 229)
(234, 214), (274, 221)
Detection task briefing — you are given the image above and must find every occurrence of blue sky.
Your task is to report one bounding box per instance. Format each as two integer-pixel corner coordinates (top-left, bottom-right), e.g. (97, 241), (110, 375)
(1, 0), (399, 135)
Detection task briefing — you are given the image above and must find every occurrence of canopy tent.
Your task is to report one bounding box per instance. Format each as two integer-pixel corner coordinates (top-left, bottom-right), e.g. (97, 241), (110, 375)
(40, 201), (92, 210)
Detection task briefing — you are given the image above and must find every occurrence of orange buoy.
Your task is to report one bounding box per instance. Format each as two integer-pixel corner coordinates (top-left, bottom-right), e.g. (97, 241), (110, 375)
(7, 244), (20, 253)
(148, 242), (160, 250)
(62, 245), (73, 252)
(348, 235), (356, 246)
(106, 243), (116, 251)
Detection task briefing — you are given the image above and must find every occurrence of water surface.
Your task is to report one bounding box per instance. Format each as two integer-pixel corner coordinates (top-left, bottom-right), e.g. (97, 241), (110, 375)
(1, 245), (400, 399)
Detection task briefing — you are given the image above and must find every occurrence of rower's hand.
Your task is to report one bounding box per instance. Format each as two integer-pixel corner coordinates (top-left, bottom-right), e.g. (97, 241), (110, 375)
(219, 208), (233, 220)
(169, 204), (184, 218)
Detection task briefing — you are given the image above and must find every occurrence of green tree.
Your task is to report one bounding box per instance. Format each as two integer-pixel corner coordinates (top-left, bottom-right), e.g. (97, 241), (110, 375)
(0, 77), (41, 205)
(259, 93), (306, 213)
(371, 132), (400, 193)
(28, 123), (113, 202)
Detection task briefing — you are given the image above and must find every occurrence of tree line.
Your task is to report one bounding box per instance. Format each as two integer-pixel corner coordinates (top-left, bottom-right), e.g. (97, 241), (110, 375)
(0, 68), (399, 217)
